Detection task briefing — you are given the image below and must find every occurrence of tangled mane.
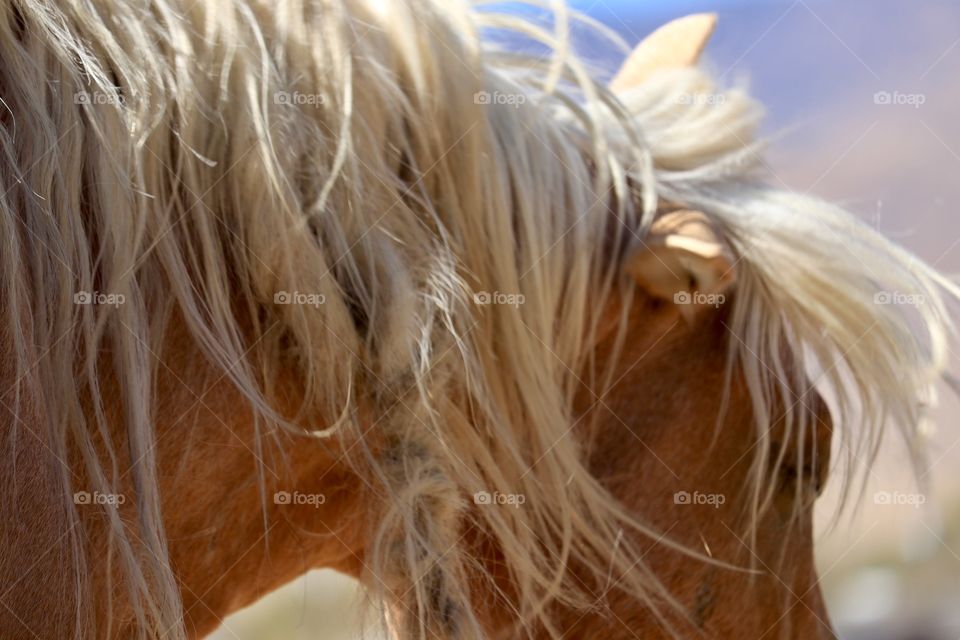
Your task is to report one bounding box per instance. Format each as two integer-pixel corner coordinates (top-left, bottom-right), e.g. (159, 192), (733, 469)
(1, 0), (955, 638)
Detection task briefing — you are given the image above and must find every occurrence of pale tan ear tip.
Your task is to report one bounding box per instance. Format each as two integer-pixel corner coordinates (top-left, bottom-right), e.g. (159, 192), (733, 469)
(664, 13), (718, 35)
(610, 12), (719, 93)
(648, 12), (718, 57)
(686, 12), (718, 50)
(685, 12), (719, 32)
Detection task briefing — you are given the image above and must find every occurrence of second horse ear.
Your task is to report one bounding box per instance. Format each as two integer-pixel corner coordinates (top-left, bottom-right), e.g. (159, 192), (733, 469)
(610, 13), (717, 92)
(623, 210), (736, 318)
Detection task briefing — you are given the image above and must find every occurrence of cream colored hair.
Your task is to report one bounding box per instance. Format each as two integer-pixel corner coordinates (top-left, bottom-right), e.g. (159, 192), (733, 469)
(1, 0), (955, 638)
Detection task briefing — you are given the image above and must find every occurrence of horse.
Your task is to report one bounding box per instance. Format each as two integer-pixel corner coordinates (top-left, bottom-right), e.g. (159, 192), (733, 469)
(0, 1), (954, 638)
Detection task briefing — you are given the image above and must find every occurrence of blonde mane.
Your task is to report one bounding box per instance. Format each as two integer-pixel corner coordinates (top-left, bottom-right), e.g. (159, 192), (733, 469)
(1, 0), (955, 638)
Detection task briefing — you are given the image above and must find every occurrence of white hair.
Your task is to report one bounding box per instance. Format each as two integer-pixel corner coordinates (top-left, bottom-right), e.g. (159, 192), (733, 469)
(0, 0), (954, 638)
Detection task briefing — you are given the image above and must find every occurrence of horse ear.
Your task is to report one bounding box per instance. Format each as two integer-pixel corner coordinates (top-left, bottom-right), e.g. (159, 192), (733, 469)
(623, 210), (735, 315)
(610, 13), (717, 92)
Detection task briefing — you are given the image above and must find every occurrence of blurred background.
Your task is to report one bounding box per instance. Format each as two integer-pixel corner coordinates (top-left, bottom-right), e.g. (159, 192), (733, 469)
(211, 1), (960, 637)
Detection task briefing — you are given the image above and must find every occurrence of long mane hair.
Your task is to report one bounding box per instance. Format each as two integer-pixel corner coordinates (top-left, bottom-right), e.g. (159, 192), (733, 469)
(1, 0), (955, 638)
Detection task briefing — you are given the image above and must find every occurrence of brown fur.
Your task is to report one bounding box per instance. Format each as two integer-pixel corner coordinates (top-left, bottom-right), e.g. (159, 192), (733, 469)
(0, 288), (837, 639)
